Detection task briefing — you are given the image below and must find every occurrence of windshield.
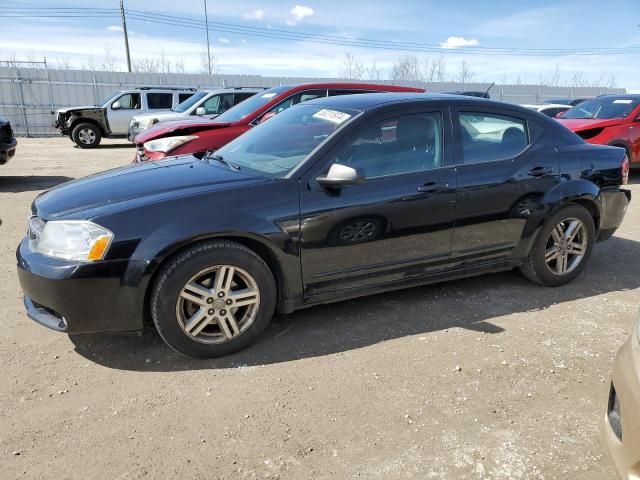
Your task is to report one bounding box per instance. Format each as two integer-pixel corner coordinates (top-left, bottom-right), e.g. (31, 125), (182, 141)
(563, 97), (640, 120)
(99, 91), (121, 107)
(212, 104), (360, 178)
(215, 86), (290, 123)
(173, 91), (208, 113)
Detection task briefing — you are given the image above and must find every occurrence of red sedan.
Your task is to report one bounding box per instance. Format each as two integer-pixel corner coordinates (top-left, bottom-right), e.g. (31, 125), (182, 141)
(557, 95), (640, 167)
(133, 82), (425, 162)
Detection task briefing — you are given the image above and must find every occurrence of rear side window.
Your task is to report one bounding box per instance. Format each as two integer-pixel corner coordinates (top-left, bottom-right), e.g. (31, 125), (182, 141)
(179, 93), (194, 103)
(147, 93), (173, 109)
(234, 92), (257, 103)
(458, 112), (529, 164)
(328, 89), (372, 96)
(268, 90), (327, 114)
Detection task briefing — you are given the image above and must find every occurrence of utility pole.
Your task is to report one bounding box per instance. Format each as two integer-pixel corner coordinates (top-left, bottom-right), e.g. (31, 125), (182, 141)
(120, 0), (132, 72)
(204, 0), (212, 75)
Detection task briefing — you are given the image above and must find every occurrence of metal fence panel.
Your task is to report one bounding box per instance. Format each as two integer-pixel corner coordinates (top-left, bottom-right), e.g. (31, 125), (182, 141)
(0, 66), (625, 136)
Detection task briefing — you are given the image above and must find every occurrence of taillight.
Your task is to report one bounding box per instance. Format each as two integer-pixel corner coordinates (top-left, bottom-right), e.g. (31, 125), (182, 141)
(621, 154), (629, 185)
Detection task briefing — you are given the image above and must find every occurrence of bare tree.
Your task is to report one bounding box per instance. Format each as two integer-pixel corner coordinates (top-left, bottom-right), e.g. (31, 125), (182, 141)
(54, 57), (72, 70)
(433, 55), (447, 82)
(101, 44), (118, 71)
(423, 58), (435, 83)
(133, 57), (160, 73)
(174, 57), (186, 74)
(570, 71), (588, 88)
(341, 52), (364, 80)
(391, 55), (423, 83)
(365, 58), (382, 81)
(159, 49), (172, 74)
(200, 47), (219, 75)
(456, 60), (474, 84)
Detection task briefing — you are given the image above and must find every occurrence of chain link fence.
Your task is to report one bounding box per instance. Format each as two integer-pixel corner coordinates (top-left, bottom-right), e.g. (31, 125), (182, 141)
(0, 62), (626, 137)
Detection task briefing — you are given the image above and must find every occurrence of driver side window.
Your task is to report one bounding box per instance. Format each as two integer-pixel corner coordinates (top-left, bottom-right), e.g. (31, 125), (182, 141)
(113, 93), (141, 110)
(331, 112), (444, 179)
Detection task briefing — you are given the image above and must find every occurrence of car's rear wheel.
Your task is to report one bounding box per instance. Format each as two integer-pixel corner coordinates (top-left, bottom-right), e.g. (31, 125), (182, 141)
(150, 241), (276, 358)
(520, 204), (595, 286)
(71, 123), (102, 148)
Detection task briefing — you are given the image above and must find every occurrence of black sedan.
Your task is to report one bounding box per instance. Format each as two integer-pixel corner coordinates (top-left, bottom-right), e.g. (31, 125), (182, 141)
(17, 93), (631, 358)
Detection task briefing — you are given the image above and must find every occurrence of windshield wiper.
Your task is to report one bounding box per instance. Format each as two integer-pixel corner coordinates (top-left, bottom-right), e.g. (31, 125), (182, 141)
(204, 151), (241, 171)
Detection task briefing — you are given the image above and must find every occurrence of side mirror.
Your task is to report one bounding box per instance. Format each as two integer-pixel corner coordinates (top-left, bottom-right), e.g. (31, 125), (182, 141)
(195, 107), (206, 116)
(112, 101), (121, 110)
(260, 111), (277, 124)
(316, 163), (364, 188)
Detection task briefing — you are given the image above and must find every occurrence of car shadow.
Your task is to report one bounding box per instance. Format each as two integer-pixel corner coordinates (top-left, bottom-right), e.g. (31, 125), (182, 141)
(73, 143), (133, 149)
(628, 170), (640, 185)
(69, 235), (640, 372)
(0, 175), (74, 193)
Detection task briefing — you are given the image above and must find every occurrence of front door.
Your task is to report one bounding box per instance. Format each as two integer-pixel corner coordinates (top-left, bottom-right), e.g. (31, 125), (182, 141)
(450, 107), (559, 265)
(299, 109), (456, 298)
(108, 92), (142, 134)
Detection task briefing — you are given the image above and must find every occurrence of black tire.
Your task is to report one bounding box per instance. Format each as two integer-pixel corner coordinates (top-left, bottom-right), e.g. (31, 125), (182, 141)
(71, 122), (102, 148)
(150, 241), (276, 358)
(520, 204), (595, 286)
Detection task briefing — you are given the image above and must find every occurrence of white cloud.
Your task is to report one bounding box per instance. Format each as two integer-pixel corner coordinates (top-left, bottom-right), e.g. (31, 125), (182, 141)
(288, 5), (314, 25)
(218, 37), (230, 44)
(243, 9), (265, 20)
(440, 36), (479, 49)
(106, 25), (123, 32)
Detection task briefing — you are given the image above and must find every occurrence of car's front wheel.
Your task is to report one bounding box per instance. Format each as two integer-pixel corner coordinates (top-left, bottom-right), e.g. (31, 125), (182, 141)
(151, 241), (276, 358)
(71, 123), (102, 148)
(520, 204), (595, 286)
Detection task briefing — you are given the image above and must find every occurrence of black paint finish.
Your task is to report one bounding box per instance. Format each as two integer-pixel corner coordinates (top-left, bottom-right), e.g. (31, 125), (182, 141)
(16, 94), (631, 334)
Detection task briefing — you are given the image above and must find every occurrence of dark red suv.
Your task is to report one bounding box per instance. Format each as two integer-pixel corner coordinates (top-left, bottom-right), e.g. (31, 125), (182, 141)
(557, 95), (640, 168)
(133, 82), (424, 162)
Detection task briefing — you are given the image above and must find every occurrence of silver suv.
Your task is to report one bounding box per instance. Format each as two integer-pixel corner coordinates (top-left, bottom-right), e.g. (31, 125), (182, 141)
(128, 88), (262, 141)
(55, 87), (198, 148)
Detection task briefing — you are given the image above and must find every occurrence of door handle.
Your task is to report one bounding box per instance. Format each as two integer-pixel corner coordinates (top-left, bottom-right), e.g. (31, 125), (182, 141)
(417, 182), (449, 193)
(527, 167), (553, 177)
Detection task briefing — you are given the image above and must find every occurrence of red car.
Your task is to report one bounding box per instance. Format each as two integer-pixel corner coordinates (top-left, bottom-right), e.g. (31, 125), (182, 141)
(133, 82), (425, 162)
(557, 95), (640, 167)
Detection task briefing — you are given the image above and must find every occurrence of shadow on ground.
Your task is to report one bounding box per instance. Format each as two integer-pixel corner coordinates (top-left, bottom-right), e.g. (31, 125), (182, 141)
(68, 234), (640, 372)
(0, 175), (74, 193)
(74, 143), (134, 149)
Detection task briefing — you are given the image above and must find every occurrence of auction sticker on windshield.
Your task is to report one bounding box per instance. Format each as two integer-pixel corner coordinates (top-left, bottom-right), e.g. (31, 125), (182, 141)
(312, 109), (352, 124)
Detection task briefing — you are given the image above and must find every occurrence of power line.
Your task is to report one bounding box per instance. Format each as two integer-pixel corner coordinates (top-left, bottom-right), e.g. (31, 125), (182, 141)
(2, 7), (640, 57)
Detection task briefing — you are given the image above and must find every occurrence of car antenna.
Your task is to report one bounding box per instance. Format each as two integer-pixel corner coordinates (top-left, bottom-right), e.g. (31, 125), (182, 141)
(482, 82), (495, 98)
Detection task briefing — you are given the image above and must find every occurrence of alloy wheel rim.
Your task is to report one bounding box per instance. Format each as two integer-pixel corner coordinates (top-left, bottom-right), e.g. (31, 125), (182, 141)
(340, 221), (376, 242)
(544, 217), (587, 276)
(175, 265), (260, 344)
(79, 128), (96, 144)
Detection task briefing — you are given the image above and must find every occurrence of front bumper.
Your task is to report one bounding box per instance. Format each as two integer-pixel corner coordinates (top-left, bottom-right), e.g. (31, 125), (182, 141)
(603, 330), (640, 479)
(16, 238), (145, 334)
(0, 138), (17, 164)
(133, 145), (167, 164)
(128, 124), (143, 143)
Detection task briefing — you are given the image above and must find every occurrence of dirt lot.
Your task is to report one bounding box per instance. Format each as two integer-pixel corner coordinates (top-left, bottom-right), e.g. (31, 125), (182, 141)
(1, 138), (638, 480)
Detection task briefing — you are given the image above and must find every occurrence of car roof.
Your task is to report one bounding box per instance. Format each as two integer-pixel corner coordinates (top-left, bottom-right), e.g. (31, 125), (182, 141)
(201, 88), (264, 94)
(273, 82), (424, 93)
(304, 92), (510, 111)
(595, 94), (640, 99)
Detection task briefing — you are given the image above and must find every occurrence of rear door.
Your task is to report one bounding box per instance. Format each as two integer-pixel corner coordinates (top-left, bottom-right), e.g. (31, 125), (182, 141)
(450, 106), (558, 265)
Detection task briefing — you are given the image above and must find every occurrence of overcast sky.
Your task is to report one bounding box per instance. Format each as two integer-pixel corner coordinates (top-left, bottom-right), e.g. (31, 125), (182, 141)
(2, 0), (639, 87)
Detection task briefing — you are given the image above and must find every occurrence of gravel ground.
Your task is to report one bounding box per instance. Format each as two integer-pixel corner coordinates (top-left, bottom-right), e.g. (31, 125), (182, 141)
(1, 137), (638, 480)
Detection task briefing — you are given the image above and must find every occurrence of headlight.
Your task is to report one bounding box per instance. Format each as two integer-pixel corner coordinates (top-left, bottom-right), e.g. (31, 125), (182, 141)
(30, 220), (113, 262)
(143, 117), (160, 128)
(144, 135), (198, 153)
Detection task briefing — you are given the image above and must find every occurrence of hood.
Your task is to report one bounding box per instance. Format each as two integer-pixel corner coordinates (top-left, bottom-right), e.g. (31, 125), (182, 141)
(556, 117), (627, 131)
(56, 106), (101, 114)
(133, 111), (186, 123)
(33, 156), (266, 220)
(135, 118), (232, 143)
